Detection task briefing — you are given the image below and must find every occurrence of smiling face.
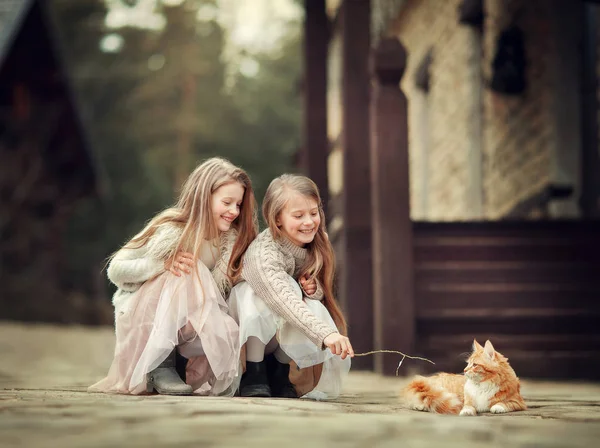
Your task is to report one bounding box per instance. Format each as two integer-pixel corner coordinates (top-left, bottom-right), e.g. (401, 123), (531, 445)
(276, 191), (321, 247)
(211, 181), (245, 233)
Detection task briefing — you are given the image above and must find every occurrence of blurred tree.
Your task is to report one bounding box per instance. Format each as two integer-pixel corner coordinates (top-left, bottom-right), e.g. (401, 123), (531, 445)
(220, 28), (303, 214)
(126, 1), (229, 191)
(50, 0), (173, 304)
(50, 0), (302, 307)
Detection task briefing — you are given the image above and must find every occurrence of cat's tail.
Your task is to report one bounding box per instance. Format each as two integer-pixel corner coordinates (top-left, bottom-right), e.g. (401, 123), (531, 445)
(402, 376), (462, 415)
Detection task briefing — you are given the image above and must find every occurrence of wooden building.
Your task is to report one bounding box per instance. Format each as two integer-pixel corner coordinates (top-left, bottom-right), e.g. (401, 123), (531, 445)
(300, 0), (600, 379)
(0, 0), (100, 322)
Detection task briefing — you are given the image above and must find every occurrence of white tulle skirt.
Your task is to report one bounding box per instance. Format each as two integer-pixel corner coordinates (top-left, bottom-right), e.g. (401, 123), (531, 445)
(228, 279), (350, 400)
(89, 262), (240, 396)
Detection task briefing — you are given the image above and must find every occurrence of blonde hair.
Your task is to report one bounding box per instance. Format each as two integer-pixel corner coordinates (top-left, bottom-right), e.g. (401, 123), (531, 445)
(116, 157), (258, 283)
(262, 174), (347, 334)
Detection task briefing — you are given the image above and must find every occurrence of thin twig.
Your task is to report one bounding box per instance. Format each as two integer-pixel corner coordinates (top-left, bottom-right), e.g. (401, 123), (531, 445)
(395, 355), (405, 376)
(354, 350), (435, 365)
(353, 350), (435, 376)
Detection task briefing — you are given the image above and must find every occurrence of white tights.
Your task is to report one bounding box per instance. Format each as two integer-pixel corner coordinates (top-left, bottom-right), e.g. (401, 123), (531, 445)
(246, 335), (292, 364)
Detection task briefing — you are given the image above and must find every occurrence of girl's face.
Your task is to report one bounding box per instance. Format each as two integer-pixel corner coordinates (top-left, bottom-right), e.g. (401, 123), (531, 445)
(276, 191), (321, 247)
(211, 182), (245, 233)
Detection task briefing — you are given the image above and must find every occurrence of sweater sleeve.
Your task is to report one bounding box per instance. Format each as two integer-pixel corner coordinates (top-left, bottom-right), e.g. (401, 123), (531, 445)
(210, 228), (238, 299)
(243, 242), (337, 348)
(302, 278), (324, 301)
(106, 224), (180, 290)
(107, 250), (165, 291)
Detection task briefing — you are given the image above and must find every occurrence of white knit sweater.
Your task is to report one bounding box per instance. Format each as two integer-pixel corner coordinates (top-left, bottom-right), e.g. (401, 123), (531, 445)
(241, 229), (338, 348)
(107, 224), (238, 315)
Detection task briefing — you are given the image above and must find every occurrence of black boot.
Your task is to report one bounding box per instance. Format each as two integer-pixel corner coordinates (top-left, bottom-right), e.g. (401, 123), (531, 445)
(146, 350), (193, 395)
(267, 354), (297, 399)
(240, 360), (271, 397)
(175, 351), (188, 383)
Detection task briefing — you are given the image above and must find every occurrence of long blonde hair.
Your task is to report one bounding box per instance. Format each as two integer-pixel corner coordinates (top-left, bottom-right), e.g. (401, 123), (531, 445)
(262, 174), (347, 335)
(116, 157), (257, 283)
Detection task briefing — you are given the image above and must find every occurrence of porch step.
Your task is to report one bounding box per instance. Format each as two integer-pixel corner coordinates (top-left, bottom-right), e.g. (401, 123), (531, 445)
(408, 221), (600, 380)
(412, 334), (600, 380)
(413, 349), (600, 380)
(415, 261), (599, 284)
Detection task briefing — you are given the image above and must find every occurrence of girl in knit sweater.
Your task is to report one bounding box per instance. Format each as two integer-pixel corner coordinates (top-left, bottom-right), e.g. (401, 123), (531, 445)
(229, 174), (353, 400)
(89, 158), (257, 396)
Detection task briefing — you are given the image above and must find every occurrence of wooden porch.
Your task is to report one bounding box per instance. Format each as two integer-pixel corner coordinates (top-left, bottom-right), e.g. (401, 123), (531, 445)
(300, 0), (600, 380)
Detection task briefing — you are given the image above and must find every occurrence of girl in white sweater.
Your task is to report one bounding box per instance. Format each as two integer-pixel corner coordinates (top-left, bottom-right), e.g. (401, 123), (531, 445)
(89, 158), (257, 396)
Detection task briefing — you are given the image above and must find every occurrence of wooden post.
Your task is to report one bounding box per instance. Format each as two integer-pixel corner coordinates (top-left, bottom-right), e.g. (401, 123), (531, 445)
(340, 0), (373, 370)
(303, 0), (329, 216)
(581, 2), (600, 218)
(370, 37), (415, 375)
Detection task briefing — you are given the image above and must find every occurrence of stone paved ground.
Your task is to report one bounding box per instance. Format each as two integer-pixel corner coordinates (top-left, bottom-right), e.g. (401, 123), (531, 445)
(1, 322), (599, 448)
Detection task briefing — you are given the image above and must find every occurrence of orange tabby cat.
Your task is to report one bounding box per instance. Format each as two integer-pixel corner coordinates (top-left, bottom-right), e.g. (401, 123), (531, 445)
(402, 339), (526, 416)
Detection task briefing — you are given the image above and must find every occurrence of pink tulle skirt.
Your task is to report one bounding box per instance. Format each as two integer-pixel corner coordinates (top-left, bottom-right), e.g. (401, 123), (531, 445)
(88, 262), (240, 396)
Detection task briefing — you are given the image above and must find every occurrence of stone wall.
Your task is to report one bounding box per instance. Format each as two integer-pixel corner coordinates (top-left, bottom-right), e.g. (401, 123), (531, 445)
(391, 0), (576, 220)
(393, 0), (476, 220)
(482, 0), (554, 219)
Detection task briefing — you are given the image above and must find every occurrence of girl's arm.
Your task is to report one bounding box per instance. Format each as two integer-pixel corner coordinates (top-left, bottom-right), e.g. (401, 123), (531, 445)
(107, 224), (181, 290)
(300, 276), (324, 301)
(107, 248), (165, 291)
(243, 243), (337, 348)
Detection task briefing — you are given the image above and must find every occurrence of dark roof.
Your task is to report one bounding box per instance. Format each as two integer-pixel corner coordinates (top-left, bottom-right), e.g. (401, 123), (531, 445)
(0, 0), (34, 67)
(0, 0), (105, 197)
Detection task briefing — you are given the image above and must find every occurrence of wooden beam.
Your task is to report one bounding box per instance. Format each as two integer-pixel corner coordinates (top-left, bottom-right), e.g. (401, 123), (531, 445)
(340, 0), (373, 370)
(581, 2), (600, 218)
(303, 0), (329, 216)
(370, 37), (415, 375)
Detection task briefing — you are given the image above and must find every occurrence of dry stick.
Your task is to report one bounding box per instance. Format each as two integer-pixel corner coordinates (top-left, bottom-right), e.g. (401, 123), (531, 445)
(353, 350), (435, 376)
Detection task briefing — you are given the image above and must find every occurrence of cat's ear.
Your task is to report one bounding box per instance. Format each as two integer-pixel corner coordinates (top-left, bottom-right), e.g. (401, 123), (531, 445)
(472, 339), (483, 351)
(484, 340), (496, 360)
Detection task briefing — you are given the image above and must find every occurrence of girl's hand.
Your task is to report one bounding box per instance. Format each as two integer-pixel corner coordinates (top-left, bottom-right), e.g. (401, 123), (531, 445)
(323, 333), (354, 360)
(299, 275), (317, 296)
(165, 252), (195, 276)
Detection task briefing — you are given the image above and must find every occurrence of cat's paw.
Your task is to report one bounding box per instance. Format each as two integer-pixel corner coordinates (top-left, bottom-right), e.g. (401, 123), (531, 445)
(490, 404), (507, 414)
(459, 407), (476, 417)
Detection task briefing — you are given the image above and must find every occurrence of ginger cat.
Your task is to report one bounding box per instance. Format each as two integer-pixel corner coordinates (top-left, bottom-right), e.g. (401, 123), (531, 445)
(402, 339), (526, 416)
